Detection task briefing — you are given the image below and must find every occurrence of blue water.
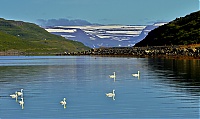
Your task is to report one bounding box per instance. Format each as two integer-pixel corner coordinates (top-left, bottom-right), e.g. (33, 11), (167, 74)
(0, 56), (199, 118)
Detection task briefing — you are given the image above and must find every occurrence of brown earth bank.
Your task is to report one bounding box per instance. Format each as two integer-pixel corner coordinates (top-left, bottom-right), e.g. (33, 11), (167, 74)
(62, 44), (200, 59)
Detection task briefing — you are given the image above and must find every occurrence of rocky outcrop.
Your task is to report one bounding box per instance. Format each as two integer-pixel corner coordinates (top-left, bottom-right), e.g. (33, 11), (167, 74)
(64, 46), (200, 59)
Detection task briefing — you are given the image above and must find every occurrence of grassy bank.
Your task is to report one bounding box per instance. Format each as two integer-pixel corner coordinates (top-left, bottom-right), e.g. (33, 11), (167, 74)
(0, 18), (90, 55)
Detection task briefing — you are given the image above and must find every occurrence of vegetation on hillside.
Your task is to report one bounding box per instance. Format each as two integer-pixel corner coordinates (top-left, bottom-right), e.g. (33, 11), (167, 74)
(134, 10), (200, 47)
(0, 18), (90, 54)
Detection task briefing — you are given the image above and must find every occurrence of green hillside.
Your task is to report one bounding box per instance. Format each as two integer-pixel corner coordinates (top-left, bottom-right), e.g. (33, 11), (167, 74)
(134, 10), (200, 47)
(0, 18), (90, 54)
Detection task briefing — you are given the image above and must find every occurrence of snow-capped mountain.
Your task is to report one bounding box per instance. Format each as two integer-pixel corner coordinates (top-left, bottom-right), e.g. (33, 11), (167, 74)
(45, 22), (167, 48)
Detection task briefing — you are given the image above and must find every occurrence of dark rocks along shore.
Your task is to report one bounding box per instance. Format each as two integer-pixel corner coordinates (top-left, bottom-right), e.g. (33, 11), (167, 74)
(63, 45), (200, 59)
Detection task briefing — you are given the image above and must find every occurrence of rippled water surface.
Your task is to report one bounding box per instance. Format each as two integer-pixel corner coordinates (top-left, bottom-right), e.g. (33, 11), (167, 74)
(0, 56), (199, 118)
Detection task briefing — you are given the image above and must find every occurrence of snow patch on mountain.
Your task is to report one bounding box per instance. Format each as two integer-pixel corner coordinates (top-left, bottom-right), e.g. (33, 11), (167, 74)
(45, 22), (167, 48)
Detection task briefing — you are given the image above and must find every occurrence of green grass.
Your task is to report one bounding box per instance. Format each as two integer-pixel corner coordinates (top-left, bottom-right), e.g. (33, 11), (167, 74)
(0, 18), (90, 54)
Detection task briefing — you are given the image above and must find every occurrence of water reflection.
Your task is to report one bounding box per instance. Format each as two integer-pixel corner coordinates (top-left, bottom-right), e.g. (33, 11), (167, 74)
(146, 58), (200, 96)
(0, 56), (199, 118)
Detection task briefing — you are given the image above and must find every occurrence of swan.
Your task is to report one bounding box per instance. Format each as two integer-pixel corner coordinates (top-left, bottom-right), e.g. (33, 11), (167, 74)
(106, 90), (115, 100)
(60, 98), (67, 105)
(17, 89), (23, 97)
(19, 98), (24, 109)
(132, 71), (140, 78)
(109, 72), (116, 79)
(19, 98), (24, 106)
(10, 92), (18, 102)
(10, 92), (18, 98)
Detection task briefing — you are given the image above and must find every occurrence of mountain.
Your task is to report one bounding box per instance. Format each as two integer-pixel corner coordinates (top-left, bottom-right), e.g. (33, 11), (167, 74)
(134, 10), (200, 47)
(45, 23), (166, 48)
(137, 22), (167, 41)
(0, 18), (90, 54)
(37, 19), (101, 27)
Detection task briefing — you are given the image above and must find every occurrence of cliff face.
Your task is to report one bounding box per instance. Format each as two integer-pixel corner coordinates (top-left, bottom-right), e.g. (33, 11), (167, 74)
(134, 10), (200, 47)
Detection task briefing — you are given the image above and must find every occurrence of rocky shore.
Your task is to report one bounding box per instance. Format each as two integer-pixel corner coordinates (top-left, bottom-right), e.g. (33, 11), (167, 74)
(64, 45), (200, 59)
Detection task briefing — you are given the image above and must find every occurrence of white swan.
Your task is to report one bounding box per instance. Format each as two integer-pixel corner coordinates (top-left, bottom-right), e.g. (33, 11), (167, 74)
(60, 98), (67, 109)
(132, 71), (140, 78)
(17, 89), (23, 97)
(10, 91), (18, 102)
(19, 98), (24, 105)
(60, 98), (67, 105)
(109, 72), (116, 80)
(10, 92), (18, 98)
(19, 97), (24, 109)
(106, 90), (115, 100)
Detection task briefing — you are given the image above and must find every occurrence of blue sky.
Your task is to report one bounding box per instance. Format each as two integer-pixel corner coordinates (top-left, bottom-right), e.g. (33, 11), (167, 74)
(0, 0), (199, 25)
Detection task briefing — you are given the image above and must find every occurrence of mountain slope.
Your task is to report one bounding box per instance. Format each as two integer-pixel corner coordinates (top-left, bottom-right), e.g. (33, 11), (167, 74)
(0, 31), (39, 51)
(0, 18), (90, 54)
(134, 10), (200, 47)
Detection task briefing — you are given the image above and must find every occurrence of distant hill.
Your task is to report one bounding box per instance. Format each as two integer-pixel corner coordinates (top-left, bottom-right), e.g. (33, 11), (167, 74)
(134, 10), (200, 47)
(37, 18), (101, 27)
(0, 18), (90, 54)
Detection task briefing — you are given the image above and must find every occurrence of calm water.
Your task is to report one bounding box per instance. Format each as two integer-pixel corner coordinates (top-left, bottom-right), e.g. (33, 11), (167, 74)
(0, 56), (199, 118)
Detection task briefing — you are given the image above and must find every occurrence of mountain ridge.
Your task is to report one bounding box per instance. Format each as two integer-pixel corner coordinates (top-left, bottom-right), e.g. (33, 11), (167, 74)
(134, 10), (200, 47)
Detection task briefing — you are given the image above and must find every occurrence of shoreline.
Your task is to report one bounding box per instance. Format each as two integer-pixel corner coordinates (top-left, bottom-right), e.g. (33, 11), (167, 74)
(62, 45), (200, 59)
(1, 45), (200, 60)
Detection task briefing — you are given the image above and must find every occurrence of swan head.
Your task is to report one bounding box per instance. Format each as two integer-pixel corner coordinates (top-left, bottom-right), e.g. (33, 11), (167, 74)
(21, 89), (23, 91)
(63, 98), (66, 101)
(138, 71), (140, 73)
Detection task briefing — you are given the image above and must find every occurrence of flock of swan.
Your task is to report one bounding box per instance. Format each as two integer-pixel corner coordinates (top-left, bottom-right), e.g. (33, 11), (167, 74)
(106, 71), (140, 100)
(10, 89), (67, 109)
(9, 71), (140, 109)
(10, 89), (24, 109)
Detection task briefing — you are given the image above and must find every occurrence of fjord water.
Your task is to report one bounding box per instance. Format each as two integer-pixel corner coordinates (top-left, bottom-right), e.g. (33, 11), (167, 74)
(0, 56), (199, 118)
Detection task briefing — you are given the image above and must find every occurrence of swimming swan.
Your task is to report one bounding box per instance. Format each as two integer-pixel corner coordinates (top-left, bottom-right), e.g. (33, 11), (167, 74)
(10, 92), (18, 102)
(109, 72), (116, 79)
(106, 90), (115, 100)
(17, 89), (23, 97)
(19, 97), (24, 109)
(132, 71), (140, 78)
(60, 98), (67, 105)
(10, 92), (18, 98)
(60, 98), (67, 109)
(19, 98), (24, 105)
